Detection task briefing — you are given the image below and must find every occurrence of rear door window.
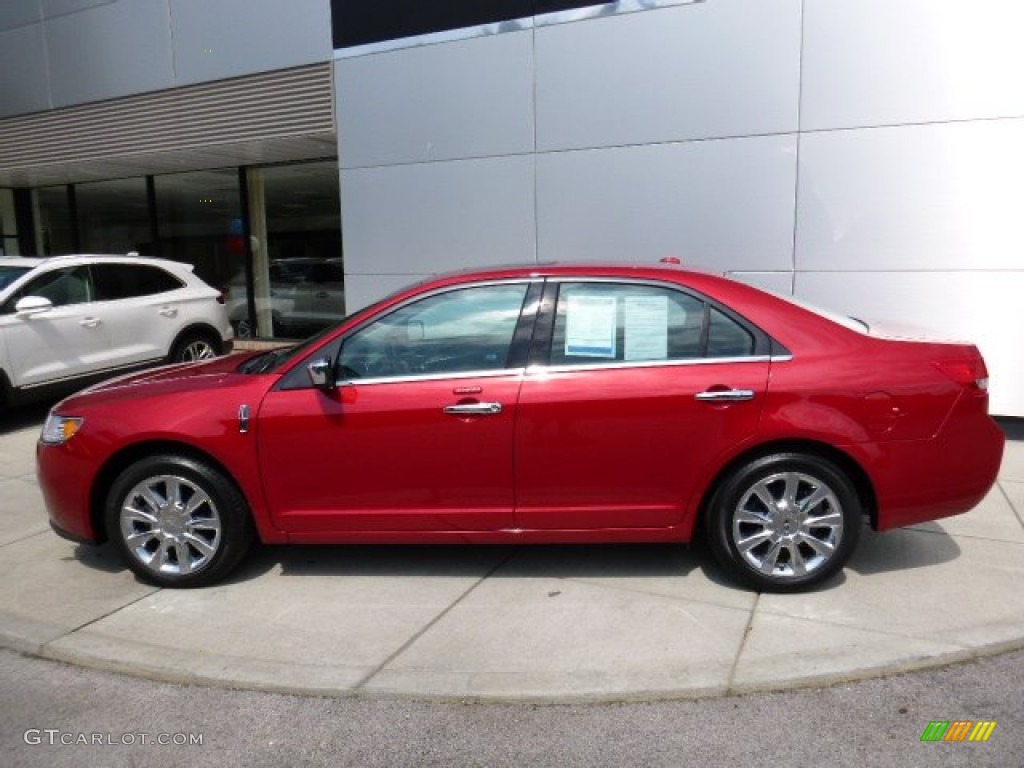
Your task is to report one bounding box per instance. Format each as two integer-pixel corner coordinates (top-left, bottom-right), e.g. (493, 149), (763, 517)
(91, 264), (183, 301)
(548, 281), (756, 366)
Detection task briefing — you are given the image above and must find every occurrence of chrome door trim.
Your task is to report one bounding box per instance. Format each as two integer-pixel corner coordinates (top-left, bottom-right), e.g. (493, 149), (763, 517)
(443, 402), (503, 416)
(695, 389), (756, 402)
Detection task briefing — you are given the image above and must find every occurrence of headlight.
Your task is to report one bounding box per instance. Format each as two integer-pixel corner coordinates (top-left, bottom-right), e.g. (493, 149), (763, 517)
(40, 414), (84, 445)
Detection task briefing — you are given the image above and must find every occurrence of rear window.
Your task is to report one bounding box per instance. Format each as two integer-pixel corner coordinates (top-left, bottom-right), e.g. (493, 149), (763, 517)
(91, 264), (184, 300)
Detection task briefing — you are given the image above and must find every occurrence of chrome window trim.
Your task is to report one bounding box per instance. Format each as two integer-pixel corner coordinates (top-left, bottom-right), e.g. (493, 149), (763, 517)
(340, 368), (526, 388)
(526, 355), (771, 376)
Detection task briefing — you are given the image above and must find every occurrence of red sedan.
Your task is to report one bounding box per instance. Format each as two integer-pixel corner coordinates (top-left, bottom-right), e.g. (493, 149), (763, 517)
(37, 263), (1004, 592)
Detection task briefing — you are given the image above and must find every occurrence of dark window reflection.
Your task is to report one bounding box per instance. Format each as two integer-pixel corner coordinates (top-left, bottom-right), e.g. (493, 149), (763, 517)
(76, 178), (151, 255)
(154, 169), (243, 290)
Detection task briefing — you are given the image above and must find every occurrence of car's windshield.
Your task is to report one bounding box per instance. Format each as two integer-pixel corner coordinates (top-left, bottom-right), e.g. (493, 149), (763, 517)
(0, 266), (32, 291)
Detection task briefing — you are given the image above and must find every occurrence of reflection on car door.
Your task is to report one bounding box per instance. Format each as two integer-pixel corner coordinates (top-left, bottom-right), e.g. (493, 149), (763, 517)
(0, 266), (114, 388)
(256, 282), (535, 534)
(514, 281), (769, 531)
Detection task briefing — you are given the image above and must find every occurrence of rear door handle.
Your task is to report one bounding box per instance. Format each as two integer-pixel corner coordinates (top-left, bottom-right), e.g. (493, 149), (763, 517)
(443, 402), (503, 416)
(79, 317), (101, 329)
(695, 389), (755, 402)
(159, 306), (178, 318)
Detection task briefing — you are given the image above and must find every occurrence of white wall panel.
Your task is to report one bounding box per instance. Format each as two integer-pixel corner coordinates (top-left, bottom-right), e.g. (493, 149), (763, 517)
(803, 0), (1024, 130)
(0, 1), (41, 30)
(45, 0), (173, 107)
(0, 23), (51, 116)
(795, 271), (1024, 417)
(536, 0), (801, 151)
(42, 0), (113, 17)
(797, 119), (1024, 272)
(537, 135), (797, 271)
(343, 274), (430, 313)
(727, 271), (794, 295)
(170, 0), (332, 86)
(341, 156), (536, 276)
(337, 31), (534, 169)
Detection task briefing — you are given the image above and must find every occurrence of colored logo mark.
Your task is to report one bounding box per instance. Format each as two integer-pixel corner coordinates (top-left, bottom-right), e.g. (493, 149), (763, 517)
(920, 720), (997, 742)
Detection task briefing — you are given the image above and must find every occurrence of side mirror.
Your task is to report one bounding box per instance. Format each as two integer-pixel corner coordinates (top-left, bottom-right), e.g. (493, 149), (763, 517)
(15, 296), (54, 317)
(307, 357), (336, 391)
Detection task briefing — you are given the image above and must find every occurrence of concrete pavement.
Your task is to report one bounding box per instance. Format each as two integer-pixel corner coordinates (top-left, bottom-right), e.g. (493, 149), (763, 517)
(1, 409), (1022, 702)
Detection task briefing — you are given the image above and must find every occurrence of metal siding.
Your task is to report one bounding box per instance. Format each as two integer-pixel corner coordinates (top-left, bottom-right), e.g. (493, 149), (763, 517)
(536, 135), (798, 272)
(536, 0), (801, 151)
(336, 31), (535, 169)
(0, 64), (334, 175)
(170, 0), (332, 86)
(44, 0), (175, 107)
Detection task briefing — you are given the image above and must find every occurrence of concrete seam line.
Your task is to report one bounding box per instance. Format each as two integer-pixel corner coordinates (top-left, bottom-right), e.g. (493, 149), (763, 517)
(726, 592), (759, 694)
(351, 548), (519, 692)
(0, 529), (52, 550)
(997, 481), (1024, 533)
(38, 588), (162, 647)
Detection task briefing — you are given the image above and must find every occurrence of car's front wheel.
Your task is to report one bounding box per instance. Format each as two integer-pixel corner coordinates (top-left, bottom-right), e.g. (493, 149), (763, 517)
(106, 455), (254, 588)
(707, 453), (861, 592)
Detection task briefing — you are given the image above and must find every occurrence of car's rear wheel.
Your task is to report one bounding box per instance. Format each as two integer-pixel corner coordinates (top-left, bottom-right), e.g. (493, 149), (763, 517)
(106, 455), (254, 588)
(707, 453), (861, 592)
(171, 332), (219, 363)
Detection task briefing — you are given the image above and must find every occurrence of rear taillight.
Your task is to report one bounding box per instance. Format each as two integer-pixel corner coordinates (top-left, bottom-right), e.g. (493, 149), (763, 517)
(935, 358), (989, 391)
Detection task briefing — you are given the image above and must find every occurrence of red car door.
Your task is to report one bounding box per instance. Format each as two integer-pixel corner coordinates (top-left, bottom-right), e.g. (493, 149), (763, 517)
(257, 281), (536, 535)
(514, 280), (769, 532)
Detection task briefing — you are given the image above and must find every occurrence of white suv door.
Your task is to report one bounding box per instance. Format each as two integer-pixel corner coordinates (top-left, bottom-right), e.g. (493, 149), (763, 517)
(89, 263), (189, 365)
(0, 265), (115, 389)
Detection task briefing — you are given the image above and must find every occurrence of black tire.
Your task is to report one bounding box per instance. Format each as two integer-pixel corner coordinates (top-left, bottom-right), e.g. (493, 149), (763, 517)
(707, 453), (861, 592)
(105, 455), (254, 588)
(170, 332), (220, 363)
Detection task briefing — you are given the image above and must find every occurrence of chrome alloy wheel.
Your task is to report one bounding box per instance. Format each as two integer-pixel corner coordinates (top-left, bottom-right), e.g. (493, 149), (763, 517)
(731, 471), (844, 579)
(119, 474), (222, 577)
(179, 339), (217, 362)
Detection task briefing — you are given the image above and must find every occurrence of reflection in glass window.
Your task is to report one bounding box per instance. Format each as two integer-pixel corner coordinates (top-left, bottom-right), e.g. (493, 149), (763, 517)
(77, 178), (151, 255)
(32, 186), (75, 256)
(0, 189), (18, 256)
(262, 162), (344, 338)
(155, 170), (242, 291)
(340, 283), (529, 378)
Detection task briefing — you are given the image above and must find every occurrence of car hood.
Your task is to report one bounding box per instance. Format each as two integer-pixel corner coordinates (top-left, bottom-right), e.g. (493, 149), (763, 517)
(58, 352), (269, 409)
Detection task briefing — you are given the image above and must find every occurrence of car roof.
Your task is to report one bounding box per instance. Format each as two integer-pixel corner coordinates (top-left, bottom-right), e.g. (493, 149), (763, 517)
(421, 261), (738, 294)
(0, 254), (195, 271)
(0, 257), (45, 268)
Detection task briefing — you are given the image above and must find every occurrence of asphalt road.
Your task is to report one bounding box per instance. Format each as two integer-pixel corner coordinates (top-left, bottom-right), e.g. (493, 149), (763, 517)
(1, 646), (1021, 768)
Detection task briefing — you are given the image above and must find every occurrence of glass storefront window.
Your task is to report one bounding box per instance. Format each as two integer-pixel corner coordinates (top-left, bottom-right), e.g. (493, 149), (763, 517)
(19, 160), (342, 340)
(257, 161), (344, 338)
(154, 169), (243, 291)
(0, 189), (18, 256)
(76, 178), (151, 255)
(31, 186), (75, 256)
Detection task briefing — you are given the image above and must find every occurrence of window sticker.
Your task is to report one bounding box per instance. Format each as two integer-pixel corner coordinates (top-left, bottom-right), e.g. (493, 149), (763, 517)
(565, 293), (617, 358)
(624, 295), (669, 361)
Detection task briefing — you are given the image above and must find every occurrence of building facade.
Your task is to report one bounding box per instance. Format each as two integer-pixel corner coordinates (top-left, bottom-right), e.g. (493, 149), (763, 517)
(1, 0), (1022, 415)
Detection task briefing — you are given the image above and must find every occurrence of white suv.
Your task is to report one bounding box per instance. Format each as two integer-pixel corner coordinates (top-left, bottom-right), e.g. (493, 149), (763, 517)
(0, 254), (233, 408)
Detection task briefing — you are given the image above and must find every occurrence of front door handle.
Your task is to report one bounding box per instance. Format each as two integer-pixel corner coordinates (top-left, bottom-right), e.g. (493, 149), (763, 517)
(695, 389), (755, 402)
(443, 402), (503, 416)
(79, 317), (101, 328)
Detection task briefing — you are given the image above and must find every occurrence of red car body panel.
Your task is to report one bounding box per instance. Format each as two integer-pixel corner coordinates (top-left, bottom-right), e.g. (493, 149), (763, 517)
(38, 264), (1004, 554)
